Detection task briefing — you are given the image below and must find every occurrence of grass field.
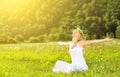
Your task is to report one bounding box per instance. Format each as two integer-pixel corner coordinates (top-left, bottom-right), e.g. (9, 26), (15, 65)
(0, 40), (120, 77)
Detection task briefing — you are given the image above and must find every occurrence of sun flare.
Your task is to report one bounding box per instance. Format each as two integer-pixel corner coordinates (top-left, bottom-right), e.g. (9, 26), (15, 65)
(0, 0), (35, 15)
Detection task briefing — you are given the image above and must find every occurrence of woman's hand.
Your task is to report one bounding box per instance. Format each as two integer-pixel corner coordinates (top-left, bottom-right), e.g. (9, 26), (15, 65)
(58, 41), (64, 45)
(57, 41), (70, 47)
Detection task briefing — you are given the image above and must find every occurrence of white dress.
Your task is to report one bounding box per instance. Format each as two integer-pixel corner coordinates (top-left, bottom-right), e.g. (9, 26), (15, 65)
(52, 42), (88, 73)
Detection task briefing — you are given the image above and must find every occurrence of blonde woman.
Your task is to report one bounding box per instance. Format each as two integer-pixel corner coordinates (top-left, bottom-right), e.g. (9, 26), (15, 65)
(52, 28), (113, 73)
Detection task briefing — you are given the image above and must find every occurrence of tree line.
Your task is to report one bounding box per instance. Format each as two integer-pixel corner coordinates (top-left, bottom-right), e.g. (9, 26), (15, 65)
(0, 0), (120, 43)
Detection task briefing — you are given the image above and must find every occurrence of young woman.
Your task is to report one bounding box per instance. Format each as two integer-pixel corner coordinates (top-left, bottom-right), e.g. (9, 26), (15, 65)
(52, 28), (113, 73)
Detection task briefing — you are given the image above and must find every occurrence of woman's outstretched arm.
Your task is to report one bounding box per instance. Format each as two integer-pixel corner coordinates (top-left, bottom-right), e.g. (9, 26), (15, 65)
(81, 38), (113, 46)
(57, 41), (71, 47)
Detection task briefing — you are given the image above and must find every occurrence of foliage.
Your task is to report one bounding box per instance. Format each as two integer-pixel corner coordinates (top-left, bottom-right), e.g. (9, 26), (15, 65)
(116, 26), (120, 39)
(0, 0), (120, 43)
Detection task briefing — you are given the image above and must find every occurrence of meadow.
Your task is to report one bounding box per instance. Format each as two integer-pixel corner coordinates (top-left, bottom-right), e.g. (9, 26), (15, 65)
(0, 40), (119, 77)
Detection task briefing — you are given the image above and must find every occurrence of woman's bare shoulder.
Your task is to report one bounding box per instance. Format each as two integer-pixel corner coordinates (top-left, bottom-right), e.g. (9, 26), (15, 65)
(78, 40), (85, 47)
(79, 40), (86, 44)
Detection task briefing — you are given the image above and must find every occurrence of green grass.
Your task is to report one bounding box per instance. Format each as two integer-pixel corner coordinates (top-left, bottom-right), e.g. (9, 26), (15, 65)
(0, 40), (120, 77)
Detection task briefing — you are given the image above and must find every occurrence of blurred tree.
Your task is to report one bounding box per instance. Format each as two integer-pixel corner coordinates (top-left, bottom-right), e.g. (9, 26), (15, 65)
(0, 0), (120, 43)
(116, 26), (120, 39)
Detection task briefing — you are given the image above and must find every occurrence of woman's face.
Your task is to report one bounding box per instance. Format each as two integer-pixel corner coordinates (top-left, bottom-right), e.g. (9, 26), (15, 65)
(72, 30), (81, 42)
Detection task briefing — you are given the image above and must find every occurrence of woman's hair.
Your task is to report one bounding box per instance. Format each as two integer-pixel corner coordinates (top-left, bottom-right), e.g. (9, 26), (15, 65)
(73, 28), (86, 41)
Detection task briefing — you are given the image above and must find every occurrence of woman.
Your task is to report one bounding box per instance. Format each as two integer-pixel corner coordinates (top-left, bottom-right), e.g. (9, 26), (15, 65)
(52, 28), (113, 73)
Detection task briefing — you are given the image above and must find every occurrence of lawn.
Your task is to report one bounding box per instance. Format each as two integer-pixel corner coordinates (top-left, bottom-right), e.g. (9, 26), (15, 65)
(0, 40), (119, 77)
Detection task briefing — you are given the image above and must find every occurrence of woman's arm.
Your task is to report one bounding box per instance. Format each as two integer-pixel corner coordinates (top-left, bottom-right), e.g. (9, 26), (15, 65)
(57, 41), (71, 47)
(81, 38), (113, 46)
